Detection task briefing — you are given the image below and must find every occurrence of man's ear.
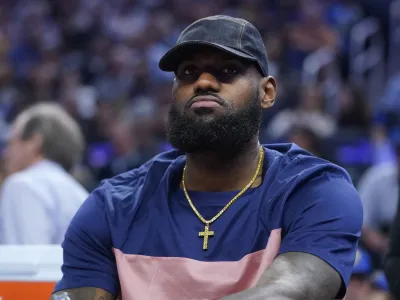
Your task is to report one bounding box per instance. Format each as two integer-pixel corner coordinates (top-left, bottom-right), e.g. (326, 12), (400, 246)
(260, 76), (277, 109)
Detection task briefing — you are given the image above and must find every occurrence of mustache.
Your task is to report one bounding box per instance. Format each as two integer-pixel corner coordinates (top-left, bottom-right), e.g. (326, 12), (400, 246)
(185, 92), (227, 109)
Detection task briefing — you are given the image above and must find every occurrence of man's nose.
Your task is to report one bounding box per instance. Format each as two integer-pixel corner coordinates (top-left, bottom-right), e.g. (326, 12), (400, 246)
(193, 72), (220, 94)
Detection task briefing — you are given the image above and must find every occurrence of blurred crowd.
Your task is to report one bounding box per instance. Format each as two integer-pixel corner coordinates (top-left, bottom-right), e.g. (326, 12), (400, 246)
(0, 0), (399, 299)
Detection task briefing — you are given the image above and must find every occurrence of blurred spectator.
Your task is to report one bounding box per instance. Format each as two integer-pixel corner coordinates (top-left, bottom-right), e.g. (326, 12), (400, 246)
(263, 31), (284, 79)
(94, 103), (159, 180)
(370, 124), (397, 166)
(337, 84), (371, 130)
(286, 0), (339, 70)
(287, 126), (324, 158)
(326, 0), (363, 55)
(369, 271), (391, 300)
(346, 248), (373, 300)
(70, 164), (97, 192)
(267, 85), (336, 140)
(0, 103), (88, 244)
(347, 248), (392, 300)
(357, 143), (400, 265)
(378, 75), (400, 157)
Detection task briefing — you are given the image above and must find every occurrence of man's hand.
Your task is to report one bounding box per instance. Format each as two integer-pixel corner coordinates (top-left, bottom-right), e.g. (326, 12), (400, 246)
(51, 288), (116, 300)
(221, 252), (342, 300)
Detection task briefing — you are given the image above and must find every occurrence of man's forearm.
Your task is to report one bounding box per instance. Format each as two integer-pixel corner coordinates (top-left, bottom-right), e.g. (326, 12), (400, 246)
(221, 276), (309, 300)
(50, 288), (116, 300)
(221, 284), (300, 300)
(222, 252), (341, 300)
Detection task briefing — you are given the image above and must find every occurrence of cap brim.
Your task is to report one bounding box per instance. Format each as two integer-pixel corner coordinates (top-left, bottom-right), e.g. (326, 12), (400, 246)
(159, 41), (257, 72)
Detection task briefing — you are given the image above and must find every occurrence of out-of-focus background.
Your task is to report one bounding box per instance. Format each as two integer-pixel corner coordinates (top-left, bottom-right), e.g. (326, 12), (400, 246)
(0, 0), (399, 299)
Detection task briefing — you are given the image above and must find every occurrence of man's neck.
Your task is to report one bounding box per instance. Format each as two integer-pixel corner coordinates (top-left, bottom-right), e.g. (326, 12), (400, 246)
(27, 156), (46, 169)
(183, 140), (262, 192)
(9, 156), (45, 177)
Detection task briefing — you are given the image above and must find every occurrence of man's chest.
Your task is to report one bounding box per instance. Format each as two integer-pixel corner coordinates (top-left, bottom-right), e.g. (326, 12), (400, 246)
(121, 194), (274, 260)
(112, 195), (283, 300)
(114, 226), (281, 300)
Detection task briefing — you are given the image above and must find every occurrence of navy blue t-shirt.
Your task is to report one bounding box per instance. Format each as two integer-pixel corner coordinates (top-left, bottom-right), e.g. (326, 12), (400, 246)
(54, 144), (363, 299)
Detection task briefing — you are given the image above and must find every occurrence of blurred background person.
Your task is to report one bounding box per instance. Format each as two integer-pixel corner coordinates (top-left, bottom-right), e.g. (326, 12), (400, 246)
(287, 125), (326, 159)
(336, 84), (371, 131)
(286, 0), (340, 70)
(267, 85), (337, 141)
(0, 103), (88, 244)
(346, 248), (374, 300)
(357, 143), (400, 268)
(369, 271), (391, 300)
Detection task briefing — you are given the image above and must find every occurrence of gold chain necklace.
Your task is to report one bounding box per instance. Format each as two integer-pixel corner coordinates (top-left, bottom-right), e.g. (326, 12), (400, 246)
(181, 146), (264, 250)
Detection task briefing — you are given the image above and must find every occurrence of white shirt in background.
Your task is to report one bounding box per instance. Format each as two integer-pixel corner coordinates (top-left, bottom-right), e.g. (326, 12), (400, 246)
(0, 160), (88, 244)
(358, 163), (399, 230)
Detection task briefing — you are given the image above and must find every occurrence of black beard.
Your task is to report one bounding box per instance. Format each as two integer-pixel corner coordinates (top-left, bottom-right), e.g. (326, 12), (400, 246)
(166, 93), (262, 155)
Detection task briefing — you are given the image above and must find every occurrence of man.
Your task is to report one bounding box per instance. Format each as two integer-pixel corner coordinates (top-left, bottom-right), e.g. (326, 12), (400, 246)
(0, 103), (88, 244)
(52, 16), (363, 300)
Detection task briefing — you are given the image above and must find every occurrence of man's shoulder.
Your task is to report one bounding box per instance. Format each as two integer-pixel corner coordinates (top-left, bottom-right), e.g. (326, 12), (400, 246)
(6, 160), (69, 184)
(105, 149), (184, 187)
(262, 143), (354, 207)
(4, 161), (88, 194)
(264, 143), (350, 181)
(91, 150), (184, 211)
(263, 144), (362, 233)
(2, 169), (37, 190)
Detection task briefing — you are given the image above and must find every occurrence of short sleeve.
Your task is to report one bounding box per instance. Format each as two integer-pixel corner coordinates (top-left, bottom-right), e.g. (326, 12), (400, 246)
(53, 186), (120, 296)
(278, 172), (363, 299)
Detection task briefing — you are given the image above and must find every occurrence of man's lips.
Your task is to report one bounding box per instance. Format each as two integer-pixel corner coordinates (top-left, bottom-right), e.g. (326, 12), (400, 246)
(188, 96), (224, 108)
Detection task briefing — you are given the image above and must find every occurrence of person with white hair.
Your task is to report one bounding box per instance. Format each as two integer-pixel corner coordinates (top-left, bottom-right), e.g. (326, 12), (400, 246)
(0, 103), (88, 244)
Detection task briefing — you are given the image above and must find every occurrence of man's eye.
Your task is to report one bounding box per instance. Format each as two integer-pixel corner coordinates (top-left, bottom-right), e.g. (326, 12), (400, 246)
(183, 66), (196, 75)
(222, 66), (238, 74)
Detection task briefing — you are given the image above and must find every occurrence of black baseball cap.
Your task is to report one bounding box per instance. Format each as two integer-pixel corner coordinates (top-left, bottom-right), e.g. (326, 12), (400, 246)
(159, 15), (269, 76)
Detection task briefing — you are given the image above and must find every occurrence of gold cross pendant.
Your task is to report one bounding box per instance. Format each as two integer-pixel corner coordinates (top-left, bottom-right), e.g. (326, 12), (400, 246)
(199, 223), (215, 250)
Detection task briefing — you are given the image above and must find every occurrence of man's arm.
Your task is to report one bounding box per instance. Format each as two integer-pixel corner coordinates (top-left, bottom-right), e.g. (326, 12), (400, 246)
(51, 288), (116, 300)
(224, 161), (363, 300)
(52, 187), (120, 298)
(222, 252), (341, 300)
